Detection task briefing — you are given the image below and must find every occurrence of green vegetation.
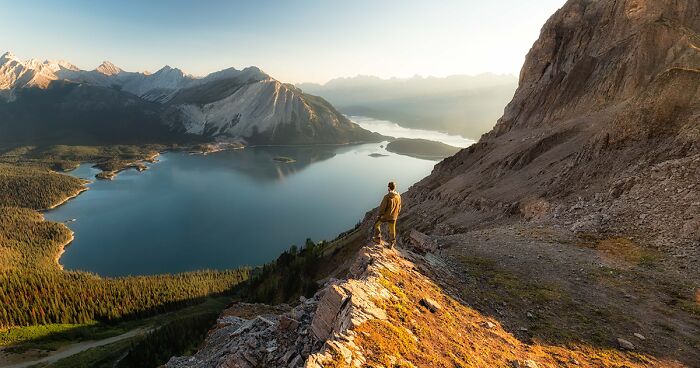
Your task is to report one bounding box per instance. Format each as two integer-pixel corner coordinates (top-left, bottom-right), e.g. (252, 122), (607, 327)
(41, 297), (232, 368)
(117, 312), (219, 367)
(0, 269), (248, 328)
(244, 238), (324, 304)
(0, 323), (94, 350)
(0, 207), (72, 271)
(0, 164), (85, 209)
(0, 145), (249, 334)
(1, 145), (168, 180)
(458, 255), (563, 304)
(243, 223), (367, 304)
(48, 338), (140, 368)
(577, 236), (659, 267)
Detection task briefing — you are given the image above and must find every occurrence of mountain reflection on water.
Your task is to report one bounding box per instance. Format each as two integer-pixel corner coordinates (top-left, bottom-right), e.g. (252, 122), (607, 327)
(46, 142), (435, 276)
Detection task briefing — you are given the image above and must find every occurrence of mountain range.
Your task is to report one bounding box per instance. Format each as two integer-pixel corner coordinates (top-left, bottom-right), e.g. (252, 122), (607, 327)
(0, 53), (382, 147)
(169, 0), (700, 366)
(297, 73), (517, 139)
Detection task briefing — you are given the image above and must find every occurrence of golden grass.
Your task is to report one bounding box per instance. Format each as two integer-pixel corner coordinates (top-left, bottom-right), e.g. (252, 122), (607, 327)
(594, 238), (658, 265)
(349, 261), (676, 368)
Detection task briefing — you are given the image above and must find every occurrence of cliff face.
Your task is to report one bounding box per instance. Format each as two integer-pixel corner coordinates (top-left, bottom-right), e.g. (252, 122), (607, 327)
(494, 0), (699, 136)
(403, 0), (699, 239)
(167, 79), (377, 145)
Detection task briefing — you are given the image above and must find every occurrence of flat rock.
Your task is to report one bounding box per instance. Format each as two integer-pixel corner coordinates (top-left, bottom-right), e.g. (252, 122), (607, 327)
(617, 338), (635, 350)
(419, 297), (442, 313)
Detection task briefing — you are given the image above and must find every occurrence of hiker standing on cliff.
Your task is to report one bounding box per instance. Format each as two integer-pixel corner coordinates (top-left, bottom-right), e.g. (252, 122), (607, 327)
(373, 181), (402, 248)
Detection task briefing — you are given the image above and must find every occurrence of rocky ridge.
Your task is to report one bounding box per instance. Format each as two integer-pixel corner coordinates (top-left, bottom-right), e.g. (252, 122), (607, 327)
(0, 53), (382, 145)
(171, 239), (683, 367)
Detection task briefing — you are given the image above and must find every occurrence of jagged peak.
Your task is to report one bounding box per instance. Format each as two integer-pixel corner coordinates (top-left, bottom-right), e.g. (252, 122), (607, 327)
(95, 60), (123, 76)
(0, 51), (17, 61)
(155, 65), (183, 75)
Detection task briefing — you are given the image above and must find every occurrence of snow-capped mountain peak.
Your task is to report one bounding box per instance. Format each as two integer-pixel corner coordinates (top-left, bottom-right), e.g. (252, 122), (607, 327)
(0, 51), (17, 63)
(0, 52), (380, 144)
(95, 61), (123, 76)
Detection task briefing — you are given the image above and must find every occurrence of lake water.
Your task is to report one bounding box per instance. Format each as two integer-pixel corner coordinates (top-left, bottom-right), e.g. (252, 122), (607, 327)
(350, 116), (475, 148)
(45, 142), (436, 276)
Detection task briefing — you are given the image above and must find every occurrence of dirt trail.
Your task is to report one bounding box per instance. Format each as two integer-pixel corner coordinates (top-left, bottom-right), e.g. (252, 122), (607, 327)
(0, 328), (147, 368)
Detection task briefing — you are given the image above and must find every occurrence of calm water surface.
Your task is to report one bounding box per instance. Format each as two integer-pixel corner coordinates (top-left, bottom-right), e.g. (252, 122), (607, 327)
(46, 143), (435, 276)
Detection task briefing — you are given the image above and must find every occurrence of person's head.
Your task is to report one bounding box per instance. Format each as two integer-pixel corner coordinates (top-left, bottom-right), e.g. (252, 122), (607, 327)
(388, 181), (396, 191)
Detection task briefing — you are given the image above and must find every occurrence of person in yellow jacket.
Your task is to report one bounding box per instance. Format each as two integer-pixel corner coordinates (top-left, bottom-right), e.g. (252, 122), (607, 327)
(373, 181), (402, 248)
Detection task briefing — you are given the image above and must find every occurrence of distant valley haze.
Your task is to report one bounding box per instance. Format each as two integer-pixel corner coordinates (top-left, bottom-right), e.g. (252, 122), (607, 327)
(3, 0), (700, 367)
(299, 74), (518, 139)
(0, 0), (566, 83)
(1, 0), (567, 141)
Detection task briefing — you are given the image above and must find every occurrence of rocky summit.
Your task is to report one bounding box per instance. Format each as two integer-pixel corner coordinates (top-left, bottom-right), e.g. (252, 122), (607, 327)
(168, 0), (699, 366)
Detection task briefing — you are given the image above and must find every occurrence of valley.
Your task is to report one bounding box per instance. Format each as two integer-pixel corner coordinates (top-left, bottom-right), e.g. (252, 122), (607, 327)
(1, 0), (699, 366)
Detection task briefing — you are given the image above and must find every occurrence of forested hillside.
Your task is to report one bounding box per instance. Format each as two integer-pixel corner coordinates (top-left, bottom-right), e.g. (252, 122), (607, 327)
(0, 146), (249, 330)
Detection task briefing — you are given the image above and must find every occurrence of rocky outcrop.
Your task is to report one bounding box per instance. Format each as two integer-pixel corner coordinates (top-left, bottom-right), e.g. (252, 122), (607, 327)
(165, 302), (321, 368)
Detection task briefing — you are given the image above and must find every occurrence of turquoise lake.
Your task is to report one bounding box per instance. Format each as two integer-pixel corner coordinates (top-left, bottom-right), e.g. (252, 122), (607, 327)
(45, 142), (436, 276)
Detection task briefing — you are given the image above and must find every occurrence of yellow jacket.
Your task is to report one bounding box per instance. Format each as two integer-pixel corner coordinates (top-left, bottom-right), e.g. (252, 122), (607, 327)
(378, 190), (402, 221)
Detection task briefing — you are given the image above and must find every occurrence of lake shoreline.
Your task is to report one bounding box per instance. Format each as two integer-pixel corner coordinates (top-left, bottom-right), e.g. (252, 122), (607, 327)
(54, 229), (74, 271)
(42, 187), (87, 269)
(42, 141), (435, 276)
(43, 186), (90, 211)
(95, 152), (161, 181)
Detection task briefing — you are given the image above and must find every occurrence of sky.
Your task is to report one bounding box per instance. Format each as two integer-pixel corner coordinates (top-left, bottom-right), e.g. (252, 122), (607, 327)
(0, 0), (566, 84)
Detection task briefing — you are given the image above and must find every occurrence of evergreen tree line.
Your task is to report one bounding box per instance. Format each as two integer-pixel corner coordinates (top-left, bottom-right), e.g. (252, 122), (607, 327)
(117, 312), (219, 368)
(0, 269), (248, 328)
(0, 163), (85, 209)
(243, 238), (323, 304)
(0, 206), (73, 270)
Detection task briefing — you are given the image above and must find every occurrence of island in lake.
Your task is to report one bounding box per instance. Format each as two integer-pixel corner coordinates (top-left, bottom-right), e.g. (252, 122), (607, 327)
(385, 138), (462, 159)
(272, 156), (297, 163)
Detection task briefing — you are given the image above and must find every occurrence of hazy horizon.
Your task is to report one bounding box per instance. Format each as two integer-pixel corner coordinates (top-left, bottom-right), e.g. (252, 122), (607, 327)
(0, 0), (566, 84)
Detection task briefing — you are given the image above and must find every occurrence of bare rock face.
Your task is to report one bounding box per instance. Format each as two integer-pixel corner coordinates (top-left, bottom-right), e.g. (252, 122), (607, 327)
(306, 245), (411, 368)
(165, 302), (322, 368)
(409, 229), (439, 253)
(402, 0), (700, 262)
(310, 285), (350, 341)
(492, 0), (700, 136)
(166, 245), (401, 368)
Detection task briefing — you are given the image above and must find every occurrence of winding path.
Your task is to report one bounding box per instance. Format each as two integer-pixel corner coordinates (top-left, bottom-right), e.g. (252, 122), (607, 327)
(0, 328), (147, 368)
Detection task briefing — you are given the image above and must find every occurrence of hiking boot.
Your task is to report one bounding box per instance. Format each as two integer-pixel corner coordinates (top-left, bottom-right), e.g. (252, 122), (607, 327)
(372, 237), (382, 245)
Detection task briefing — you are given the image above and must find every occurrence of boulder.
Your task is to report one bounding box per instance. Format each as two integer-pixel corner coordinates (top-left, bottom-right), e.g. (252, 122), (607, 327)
(311, 284), (349, 341)
(419, 297), (442, 313)
(617, 338), (635, 350)
(409, 229), (438, 252)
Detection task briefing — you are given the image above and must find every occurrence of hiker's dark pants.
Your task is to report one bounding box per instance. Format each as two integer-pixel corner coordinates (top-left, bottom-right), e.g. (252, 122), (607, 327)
(373, 219), (396, 244)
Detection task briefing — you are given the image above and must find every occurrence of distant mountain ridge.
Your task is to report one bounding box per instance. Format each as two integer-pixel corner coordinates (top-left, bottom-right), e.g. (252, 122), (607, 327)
(297, 74), (518, 139)
(0, 52), (382, 146)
